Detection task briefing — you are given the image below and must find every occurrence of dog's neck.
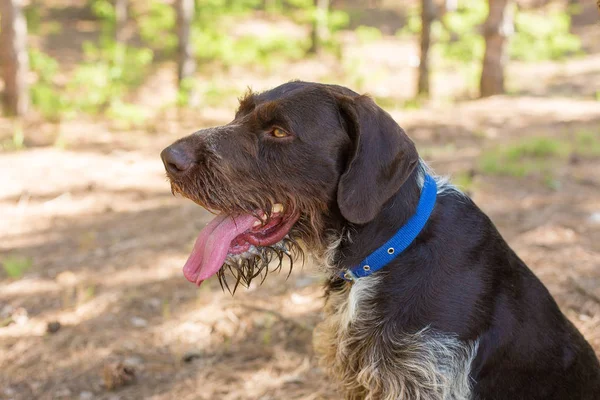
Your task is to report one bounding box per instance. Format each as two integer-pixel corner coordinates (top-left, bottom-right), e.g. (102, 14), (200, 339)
(335, 168), (423, 271)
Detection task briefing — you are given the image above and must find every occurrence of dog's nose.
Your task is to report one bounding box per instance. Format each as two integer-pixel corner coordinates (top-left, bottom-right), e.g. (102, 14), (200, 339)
(161, 144), (193, 175)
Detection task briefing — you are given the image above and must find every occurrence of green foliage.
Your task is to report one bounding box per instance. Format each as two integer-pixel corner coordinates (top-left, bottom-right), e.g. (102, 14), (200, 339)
(398, 1), (486, 64)
(1, 122), (26, 151)
(478, 134), (600, 178)
(373, 96), (398, 110)
(107, 100), (151, 129)
(398, 0), (580, 95)
(401, 97), (424, 110)
(504, 137), (564, 160)
(575, 130), (600, 157)
(192, 25), (307, 69)
(29, 50), (59, 88)
(396, 1), (488, 94)
(186, 0), (345, 68)
(544, 174), (561, 190)
(91, 0), (116, 21)
(28, 39), (152, 125)
(176, 78), (198, 107)
(341, 56), (367, 91)
(479, 137), (561, 177)
(67, 40), (153, 114)
(29, 50), (67, 120)
(396, 5), (420, 36)
(26, 0), (154, 126)
(24, 5), (42, 34)
(305, 7), (349, 55)
(436, 0), (487, 63)
(90, 0), (119, 38)
(355, 25), (382, 44)
(327, 9), (350, 33)
(2, 256), (32, 279)
(25, 0), (353, 123)
(193, 0), (260, 23)
(452, 171), (475, 191)
(287, 0), (312, 7)
(199, 83), (242, 107)
(510, 10), (581, 61)
(138, 1), (178, 53)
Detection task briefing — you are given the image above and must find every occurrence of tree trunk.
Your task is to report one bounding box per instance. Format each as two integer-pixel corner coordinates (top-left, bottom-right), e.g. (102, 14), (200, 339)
(417, 0), (436, 97)
(115, 0), (127, 43)
(175, 0), (195, 86)
(480, 0), (513, 97)
(0, 0), (29, 116)
(308, 0), (329, 54)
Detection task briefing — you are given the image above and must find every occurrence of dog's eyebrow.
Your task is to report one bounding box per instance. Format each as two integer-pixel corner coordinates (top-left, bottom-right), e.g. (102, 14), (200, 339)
(237, 90), (256, 115)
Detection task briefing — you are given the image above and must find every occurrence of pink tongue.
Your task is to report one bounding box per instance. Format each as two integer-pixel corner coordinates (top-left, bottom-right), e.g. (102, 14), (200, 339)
(183, 213), (259, 285)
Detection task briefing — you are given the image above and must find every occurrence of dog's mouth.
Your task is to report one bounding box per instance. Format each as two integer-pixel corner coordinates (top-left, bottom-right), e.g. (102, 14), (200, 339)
(182, 203), (300, 286)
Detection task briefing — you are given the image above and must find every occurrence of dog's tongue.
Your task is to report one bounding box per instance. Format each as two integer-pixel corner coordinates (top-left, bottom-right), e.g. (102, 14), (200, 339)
(183, 213), (258, 285)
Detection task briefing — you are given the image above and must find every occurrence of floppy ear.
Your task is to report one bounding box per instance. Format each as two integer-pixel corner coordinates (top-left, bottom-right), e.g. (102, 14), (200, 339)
(336, 95), (419, 224)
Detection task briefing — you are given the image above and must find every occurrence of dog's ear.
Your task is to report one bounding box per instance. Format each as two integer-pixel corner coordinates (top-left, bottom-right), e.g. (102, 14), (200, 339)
(335, 94), (419, 224)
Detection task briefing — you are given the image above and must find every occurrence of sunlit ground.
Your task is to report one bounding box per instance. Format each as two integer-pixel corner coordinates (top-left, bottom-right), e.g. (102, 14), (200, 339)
(1, 1), (600, 399)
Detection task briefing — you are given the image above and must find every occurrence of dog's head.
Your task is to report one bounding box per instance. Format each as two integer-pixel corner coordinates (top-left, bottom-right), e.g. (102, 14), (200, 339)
(161, 81), (418, 291)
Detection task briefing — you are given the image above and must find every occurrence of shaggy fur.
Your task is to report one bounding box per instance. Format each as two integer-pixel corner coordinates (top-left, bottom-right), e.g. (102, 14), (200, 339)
(161, 81), (600, 399)
(314, 274), (479, 400)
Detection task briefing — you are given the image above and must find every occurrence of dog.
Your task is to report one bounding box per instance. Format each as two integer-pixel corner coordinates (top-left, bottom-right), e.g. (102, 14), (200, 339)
(161, 81), (600, 399)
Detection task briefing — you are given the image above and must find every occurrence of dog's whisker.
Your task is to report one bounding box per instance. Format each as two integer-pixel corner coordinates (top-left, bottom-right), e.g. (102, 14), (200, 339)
(213, 239), (302, 290)
(232, 270), (242, 294)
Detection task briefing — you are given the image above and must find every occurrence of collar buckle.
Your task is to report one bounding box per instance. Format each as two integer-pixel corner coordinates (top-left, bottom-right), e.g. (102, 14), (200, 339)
(342, 268), (358, 282)
(336, 174), (438, 284)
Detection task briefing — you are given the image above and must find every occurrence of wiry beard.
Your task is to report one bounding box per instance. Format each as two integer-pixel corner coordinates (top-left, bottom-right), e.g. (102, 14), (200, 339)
(167, 158), (336, 294)
(216, 237), (303, 294)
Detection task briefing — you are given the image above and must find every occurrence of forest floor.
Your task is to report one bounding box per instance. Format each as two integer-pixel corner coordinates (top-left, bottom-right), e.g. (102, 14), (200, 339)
(1, 3), (600, 400)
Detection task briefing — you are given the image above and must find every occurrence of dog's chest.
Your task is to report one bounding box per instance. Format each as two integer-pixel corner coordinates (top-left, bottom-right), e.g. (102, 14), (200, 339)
(313, 275), (478, 400)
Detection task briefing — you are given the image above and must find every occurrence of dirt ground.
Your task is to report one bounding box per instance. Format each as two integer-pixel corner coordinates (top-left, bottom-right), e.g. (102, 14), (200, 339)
(2, 5), (600, 400)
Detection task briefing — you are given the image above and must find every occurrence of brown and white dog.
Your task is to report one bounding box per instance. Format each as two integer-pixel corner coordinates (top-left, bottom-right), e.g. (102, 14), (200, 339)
(161, 81), (600, 399)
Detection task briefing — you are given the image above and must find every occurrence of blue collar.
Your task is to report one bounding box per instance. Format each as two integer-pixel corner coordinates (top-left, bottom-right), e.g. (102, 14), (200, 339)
(340, 174), (437, 282)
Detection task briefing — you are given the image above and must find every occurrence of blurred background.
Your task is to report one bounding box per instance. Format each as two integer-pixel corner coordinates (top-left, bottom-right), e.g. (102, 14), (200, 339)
(1, 0), (599, 399)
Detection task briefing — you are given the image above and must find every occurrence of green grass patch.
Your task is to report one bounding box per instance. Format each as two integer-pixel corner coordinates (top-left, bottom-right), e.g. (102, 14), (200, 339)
(1, 121), (26, 151)
(574, 130), (600, 157)
(479, 133), (600, 178)
(504, 137), (564, 160)
(480, 137), (566, 177)
(2, 256), (32, 278)
(401, 97), (424, 110)
(452, 171), (475, 191)
(355, 25), (382, 44)
(373, 96), (399, 110)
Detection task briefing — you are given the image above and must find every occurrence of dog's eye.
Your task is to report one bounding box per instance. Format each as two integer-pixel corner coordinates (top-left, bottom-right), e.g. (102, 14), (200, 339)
(270, 128), (289, 138)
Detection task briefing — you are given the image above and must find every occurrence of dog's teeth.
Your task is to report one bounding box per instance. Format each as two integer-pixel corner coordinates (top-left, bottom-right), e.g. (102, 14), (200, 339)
(253, 220), (262, 227)
(273, 203), (284, 213)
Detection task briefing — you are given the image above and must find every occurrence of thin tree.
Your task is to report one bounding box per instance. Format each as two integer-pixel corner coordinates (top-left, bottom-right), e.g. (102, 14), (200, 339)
(308, 0), (329, 54)
(0, 0), (29, 116)
(115, 0), (127, 43)
(417, 0), (436, 97)
(480, 0), (513, 97)
(175, 0), (195, 87)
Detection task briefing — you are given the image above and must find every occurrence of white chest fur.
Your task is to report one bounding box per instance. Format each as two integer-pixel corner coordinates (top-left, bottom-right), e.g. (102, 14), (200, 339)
(313, 275), (478, 400)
